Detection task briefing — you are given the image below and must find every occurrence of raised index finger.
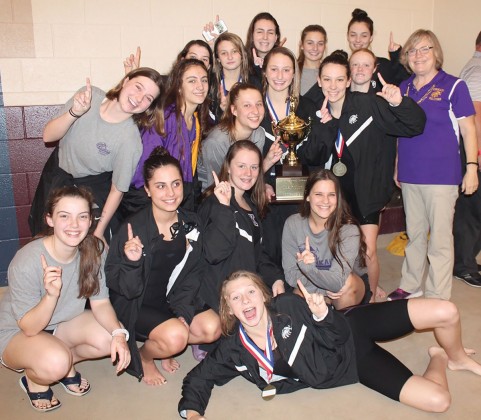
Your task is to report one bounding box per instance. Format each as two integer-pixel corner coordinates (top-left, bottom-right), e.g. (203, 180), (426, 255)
(321, 96), (328, 111)
(305, 236), (310, 252)
(297, 280), (311, 300)
(41, 254), (48, 270)
(212, 171), (220, 186)
(252, 48), (258, 59)
(127, 223), (134, 240)
(377, 72), (386, 87)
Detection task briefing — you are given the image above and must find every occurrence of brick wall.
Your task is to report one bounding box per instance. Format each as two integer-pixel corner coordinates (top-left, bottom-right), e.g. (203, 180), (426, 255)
(0, 99), (60, 285)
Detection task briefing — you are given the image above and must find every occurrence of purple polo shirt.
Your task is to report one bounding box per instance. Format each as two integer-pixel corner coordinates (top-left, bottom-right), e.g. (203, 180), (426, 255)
(397, 70), (475, 185)
(131, 105), (196, 188)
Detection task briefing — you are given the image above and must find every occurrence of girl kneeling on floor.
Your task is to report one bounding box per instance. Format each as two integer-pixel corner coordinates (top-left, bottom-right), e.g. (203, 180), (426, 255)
(282, 169), (370, 309)
(0, 186), (130, 412)
(107, 147), (221, 385)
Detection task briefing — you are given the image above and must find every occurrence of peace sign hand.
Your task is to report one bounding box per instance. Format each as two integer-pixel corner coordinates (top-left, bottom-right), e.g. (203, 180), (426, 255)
(252, 48), (264, 68)
(41, 254), (62, 298)
(124, 46), (141, 74)
(297, 280), (328, 319)
(318, 97), (332, 124)
(71, 78), (92, 117)
(212, 171), (232, 206)
(296, 236), (315, 265)
(376, 73), (402, 106)
(123, 223), (144, 262)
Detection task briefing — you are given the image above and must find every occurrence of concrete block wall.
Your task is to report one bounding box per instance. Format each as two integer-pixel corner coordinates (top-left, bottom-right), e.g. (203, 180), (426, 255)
(0, 0), (480, 285)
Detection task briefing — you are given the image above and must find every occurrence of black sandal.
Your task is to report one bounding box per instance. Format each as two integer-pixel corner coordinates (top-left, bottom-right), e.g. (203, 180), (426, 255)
(19, 376), (61, 412)
(58, 371), (91, 396)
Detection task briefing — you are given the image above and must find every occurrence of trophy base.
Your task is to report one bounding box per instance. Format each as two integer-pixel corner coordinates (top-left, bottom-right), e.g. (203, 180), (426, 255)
(274, 164), (308, 201)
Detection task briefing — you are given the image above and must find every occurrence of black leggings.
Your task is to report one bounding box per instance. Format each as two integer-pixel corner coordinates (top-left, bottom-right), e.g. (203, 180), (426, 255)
(344, 299), (415, 401)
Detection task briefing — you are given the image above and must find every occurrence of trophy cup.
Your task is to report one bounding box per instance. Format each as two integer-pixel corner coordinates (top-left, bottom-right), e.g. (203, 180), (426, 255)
(273, 96), (311, 201)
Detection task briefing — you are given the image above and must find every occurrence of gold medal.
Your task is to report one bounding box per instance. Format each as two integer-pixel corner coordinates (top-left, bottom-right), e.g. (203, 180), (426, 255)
(332, 161), (347, 177)
(262, 384), (276, 401)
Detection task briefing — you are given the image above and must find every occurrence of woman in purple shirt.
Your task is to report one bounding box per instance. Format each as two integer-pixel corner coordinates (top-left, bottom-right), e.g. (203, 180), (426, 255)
(388, 30), (478, 301)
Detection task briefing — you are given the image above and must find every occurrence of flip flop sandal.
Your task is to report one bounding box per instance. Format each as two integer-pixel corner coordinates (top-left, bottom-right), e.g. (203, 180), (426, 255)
(19, 376), (61, 412)
(58, 371), (91, 396)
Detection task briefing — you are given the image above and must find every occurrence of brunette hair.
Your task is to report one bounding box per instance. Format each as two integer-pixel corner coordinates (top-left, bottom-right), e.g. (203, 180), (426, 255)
(143, 146), (183, 186)
(347, 8), (373, 36)
(400, 29), (444, 71)
(319, 50), (350, 78)
(246, 12), (281, 69)
(176, 39), (214, 69)
(160, 59), (211, 162)
(299, 170), (366, 269)
(105, 67), (164, 131)
(262, 47), (301, 100)
(219, 270), (271, 336)
(203, 140), (268, 218)
(297, 25), (327, 73)
(44, 186), (104, 298)
(213, 32), (250, 87)
(217, 82), (263, 141)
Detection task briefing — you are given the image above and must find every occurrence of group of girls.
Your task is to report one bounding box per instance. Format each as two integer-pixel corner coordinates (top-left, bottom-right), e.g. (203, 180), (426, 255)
(2, 7), (475, 417)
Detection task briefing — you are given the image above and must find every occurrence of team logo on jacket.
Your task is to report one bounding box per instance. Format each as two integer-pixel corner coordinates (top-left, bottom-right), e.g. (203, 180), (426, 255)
(281, 325), (292, 339)
(349, 114), (358, 124)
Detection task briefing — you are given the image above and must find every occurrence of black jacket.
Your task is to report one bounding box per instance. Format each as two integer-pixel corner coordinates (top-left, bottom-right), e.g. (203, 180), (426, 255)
(198, 193), (284, 311)
(106, 206), (204, 380)
(304, 87), (426, 217)
(178, 293), (358, 417)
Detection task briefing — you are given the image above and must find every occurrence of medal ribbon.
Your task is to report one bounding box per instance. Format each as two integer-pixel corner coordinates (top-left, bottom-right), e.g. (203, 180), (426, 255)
(335, 129), (344, 159)
(221, 72), (243, 96)
(266, 94), (290, 124)
(239, 320), (274, 382)
(190, 112), (201, 174)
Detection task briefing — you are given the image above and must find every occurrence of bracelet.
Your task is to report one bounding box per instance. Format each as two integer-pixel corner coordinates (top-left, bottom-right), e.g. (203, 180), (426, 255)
(111, 328), (129, 341)
(68, 108), (81, 118)
(466, 162), (479, 167)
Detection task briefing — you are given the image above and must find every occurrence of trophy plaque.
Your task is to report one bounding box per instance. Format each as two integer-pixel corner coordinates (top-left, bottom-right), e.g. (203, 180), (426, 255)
(273, 96), (311, 201)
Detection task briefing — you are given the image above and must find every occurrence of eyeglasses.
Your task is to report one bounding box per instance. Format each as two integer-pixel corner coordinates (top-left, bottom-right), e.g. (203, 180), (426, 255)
(406, 46), (433, 57)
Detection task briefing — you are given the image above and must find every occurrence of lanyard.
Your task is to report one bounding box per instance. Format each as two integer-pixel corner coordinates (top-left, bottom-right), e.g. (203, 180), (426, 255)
(239, 320), (274, 382)
(221, 72), (242, 96)
(266, 93), (290, 124)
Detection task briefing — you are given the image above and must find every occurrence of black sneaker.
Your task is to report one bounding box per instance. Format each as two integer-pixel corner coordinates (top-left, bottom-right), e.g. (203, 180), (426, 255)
(454, 273), (481, 288)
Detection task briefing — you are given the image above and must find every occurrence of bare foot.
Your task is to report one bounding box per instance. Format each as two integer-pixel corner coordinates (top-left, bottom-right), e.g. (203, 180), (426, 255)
(430, 346), (481, 376)
(376, 286), (387, 300)
(161, 358), (180, 373)
(141, 358), (167, 386)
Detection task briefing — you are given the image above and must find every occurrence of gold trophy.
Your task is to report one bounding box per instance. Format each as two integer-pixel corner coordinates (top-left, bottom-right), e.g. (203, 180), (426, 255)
(273, 96), (311, 201)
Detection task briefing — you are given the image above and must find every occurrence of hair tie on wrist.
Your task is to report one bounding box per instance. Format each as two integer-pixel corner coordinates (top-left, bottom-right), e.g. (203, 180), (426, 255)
(111, 328), (129, 341)
(466, 162), (479, 167)
(69, 108), (81, 118)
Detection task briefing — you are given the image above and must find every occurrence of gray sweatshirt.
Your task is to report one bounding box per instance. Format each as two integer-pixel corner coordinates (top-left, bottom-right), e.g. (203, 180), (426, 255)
(282, 213), (366, 294)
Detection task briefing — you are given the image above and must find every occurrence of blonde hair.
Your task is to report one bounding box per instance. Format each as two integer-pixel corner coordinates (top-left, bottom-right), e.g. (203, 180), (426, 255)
(400, 29), (443, 71)
(219, 271), (271, 336)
